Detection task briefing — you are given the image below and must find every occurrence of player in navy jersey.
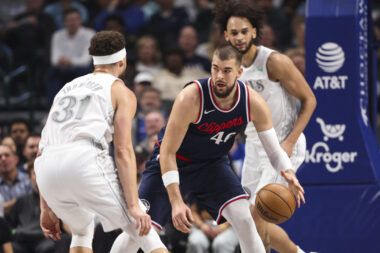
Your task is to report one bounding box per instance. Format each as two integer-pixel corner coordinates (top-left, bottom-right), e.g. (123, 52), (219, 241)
(115, 45), (305, 253)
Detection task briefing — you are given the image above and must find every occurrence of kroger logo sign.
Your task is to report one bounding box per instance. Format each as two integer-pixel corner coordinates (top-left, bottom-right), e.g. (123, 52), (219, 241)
(315, 42), (345, 73)
(305, 117), (357, 173)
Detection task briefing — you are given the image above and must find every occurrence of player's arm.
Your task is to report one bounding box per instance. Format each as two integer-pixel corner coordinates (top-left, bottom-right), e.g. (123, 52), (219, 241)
(159, 83), (200, 233)
(248, 87), (305, 207)
(112, 80), (151, 236)
(39, 195), (61, 241)
(267, 52), (317, 156)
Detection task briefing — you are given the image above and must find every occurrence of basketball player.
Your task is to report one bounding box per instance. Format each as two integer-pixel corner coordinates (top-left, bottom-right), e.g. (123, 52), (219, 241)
(118, 45), (305, 253)
(34, 31), (167, 253)
(214, 1), (317, 253)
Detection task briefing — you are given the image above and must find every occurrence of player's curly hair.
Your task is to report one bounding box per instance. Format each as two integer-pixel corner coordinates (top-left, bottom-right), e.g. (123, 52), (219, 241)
(214, 0), (264, 41)
(88, 31), (125, 56)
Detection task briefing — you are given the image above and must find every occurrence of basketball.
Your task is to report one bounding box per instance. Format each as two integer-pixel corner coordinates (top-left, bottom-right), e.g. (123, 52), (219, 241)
(255, 183), (296, 224)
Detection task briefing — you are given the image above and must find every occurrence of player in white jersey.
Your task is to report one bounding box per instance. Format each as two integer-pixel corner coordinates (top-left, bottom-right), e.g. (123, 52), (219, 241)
(34, 31), (167, 253)
(215, 1), (316, 253)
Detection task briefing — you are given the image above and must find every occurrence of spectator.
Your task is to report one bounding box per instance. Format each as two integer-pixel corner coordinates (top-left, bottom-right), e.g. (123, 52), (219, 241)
(178, 25), (211, 73)
(8, 119), (30, 163)
(196, 22), (226, 61)
(1, 137), (17, 155)
(260, 23), (278, 50)
(135, 36), (163, 75)
(5, 0), (55, 67)
(144, 0), (190, 51)
(0, 217), (13, 253)
(284, 47), (306, 76)
(0, 145), (32, 215)
(46, 7), (95, 106)
(95, 0), (145, 35)
(5, 0), (56, 101)
(132, 87), (164, 145)
(186, 201), (238, 253)
(133, 72), (154, 98)
(194, 0), (215, 43)
(0, 0), (26, 36)
(135, 110), (166, 159)
(135, 0), (160, 22)
(6, 160), (55, 253)
(291, 15), (305, 49)
(44, 0), (89, 29)
(19, 134), (40, 173)
(256, 0), (292, 50)
(152, 48), (208, 104)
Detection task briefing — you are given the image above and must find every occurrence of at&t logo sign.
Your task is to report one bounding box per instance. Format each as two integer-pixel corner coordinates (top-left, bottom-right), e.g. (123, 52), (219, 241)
(313, 42), (348, 90)
(316, 42), (345, 73)
(305, 117), (357, 173)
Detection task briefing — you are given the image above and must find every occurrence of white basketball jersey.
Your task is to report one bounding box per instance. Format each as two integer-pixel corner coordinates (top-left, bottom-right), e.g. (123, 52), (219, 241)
(240, 46), (298, 143)
(40, 73), (118, 151)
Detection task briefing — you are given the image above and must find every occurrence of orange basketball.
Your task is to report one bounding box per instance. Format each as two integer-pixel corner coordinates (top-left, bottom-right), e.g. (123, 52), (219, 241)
(255, 183), (296, 224)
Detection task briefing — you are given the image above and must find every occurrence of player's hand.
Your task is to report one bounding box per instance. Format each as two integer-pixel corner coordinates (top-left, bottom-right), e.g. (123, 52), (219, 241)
(171, 200), (194, 233)
(281, 169), (305, 208)
(200, 223), (215, 239)
(280, 140), (294, 157)
(129, 205), (152, 236)
(40, 209), (61, 241)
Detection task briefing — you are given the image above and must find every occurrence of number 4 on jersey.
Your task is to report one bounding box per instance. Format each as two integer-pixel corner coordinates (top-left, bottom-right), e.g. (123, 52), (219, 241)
(210, 131), (236, 144)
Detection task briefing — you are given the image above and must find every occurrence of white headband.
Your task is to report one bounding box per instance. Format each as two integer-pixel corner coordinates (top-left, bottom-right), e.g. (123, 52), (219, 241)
(92, 48), (127, 65)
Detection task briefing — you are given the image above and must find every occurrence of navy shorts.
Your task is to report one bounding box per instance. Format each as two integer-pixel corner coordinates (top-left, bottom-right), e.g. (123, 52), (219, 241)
(138, 156), (249, 230)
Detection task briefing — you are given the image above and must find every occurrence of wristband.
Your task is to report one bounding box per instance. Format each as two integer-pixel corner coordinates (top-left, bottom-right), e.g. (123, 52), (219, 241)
(162, 170), (179, 188)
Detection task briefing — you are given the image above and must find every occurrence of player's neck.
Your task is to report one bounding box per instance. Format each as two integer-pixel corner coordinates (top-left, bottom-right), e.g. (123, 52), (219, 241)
(93, 67), (119, 78)
(242, 45), (258, 68)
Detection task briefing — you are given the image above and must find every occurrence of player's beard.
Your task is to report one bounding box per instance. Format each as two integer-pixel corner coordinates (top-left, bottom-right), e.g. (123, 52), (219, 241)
(230, 38), (255, 55)
(212, 78), (237, 98)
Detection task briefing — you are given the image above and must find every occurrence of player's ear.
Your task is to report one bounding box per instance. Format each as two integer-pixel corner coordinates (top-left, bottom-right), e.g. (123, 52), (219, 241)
(252, 27), (257, 39)
(224, 30), (230, 42)
(237, 67), (243, 78)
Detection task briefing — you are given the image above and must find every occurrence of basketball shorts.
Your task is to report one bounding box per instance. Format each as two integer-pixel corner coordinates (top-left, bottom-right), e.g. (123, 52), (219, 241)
(35, 140), (141, 234)
(242, 133), (306, 205)
(138, 155), (250, 230)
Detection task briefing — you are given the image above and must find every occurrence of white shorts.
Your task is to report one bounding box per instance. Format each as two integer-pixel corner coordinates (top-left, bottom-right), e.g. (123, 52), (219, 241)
(241, 133), (306, 205)
(35, 140), (137, 234)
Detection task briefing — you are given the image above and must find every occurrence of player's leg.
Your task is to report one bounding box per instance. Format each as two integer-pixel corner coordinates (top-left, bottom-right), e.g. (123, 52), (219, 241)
(110, 163), (170, 253)
(35, 147), (96, 253)
(48, 203), (96, 253)
(247, 134), (307, 253)
(267, 223), (304, 253)
(119, 222), (166, 253)
(110, 232), (139, 253)
(251, 204), (270, 252)
(222, 199), (266, 253)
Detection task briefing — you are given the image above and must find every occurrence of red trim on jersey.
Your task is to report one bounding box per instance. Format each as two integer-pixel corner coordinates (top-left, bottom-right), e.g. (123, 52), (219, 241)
(243, 81), (252, 122)
(152, 221), (163, 230)
(194, 81), (203, 124)
(175, 154), (192, 162)
(155, 140), (193, 162)
(209, 78), (240, 112)
(216, 194), (250, 224)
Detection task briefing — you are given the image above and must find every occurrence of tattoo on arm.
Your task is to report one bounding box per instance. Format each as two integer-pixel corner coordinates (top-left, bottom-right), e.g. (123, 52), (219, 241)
(264, 231), (271, 253)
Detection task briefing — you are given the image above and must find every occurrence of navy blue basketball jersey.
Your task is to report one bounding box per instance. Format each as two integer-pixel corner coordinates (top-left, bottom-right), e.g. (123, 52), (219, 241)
(153, 77), (251, 162)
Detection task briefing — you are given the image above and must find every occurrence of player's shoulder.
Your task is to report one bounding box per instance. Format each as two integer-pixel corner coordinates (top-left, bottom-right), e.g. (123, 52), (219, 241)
(177, 82), (201, 105)
(267, 51), (293, 69)
(111, 80), (136, 104)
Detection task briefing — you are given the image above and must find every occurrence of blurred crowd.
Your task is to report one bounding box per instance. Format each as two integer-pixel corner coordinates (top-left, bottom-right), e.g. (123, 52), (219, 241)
(0, 0), (379, 252)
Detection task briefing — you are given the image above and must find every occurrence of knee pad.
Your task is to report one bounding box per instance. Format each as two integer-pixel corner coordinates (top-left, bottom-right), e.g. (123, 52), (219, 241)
(70, 220), (95, 249)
